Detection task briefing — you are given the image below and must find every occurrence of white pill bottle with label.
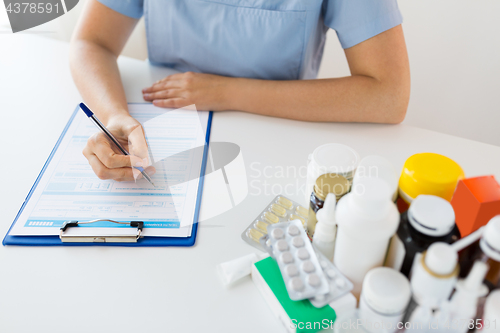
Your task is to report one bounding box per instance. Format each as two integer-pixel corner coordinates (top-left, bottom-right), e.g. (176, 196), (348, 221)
(334, 178), (400, 298)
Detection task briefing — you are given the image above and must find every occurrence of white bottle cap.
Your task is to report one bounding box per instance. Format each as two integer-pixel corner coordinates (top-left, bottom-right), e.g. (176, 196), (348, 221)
(361, 267), (411, 315)
(352, 155), (398, 199)
(408, 195), (456, 237)
(350, 178), (392, 218)
(310, 143), (360, 178)
(425, 242), (458, 275)
(480, 215), (500, 262)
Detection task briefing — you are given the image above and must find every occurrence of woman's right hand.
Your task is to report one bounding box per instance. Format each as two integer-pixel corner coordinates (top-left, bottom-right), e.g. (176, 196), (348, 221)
(82, 114), (156, 181)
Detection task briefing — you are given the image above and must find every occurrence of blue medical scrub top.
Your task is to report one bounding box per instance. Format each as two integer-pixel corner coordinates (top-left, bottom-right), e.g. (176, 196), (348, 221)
(98, 0), (402, 80)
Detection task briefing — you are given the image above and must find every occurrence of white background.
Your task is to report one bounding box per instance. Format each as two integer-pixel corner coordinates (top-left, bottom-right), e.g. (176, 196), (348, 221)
(1, 0), (499, 146)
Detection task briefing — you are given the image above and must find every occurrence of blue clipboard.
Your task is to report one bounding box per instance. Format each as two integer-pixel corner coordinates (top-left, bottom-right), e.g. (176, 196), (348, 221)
(3, 104), (213, 247)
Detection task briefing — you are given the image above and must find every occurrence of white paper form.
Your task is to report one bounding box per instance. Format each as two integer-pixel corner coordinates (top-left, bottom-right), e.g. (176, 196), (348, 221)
(10, 104), (209, 237)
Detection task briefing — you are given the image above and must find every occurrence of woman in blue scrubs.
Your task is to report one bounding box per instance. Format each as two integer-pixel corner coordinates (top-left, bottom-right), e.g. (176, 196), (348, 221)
(70, 0), (410, 181)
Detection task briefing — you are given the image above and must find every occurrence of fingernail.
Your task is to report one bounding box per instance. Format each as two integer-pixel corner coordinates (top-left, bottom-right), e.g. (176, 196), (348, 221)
(135, 161), (143, 167)
(147, 169), (156, 176)
(143, 93), (151, 98)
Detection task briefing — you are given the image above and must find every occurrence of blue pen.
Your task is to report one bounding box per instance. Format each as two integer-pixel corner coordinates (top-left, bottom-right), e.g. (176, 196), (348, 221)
(79, 103), (155, 187)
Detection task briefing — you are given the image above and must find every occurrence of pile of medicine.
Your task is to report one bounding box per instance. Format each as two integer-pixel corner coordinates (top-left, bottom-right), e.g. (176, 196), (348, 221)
(245, 143), (500, 333)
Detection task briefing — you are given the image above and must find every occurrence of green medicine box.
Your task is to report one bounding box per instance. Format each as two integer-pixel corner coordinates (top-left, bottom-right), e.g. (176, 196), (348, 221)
(252, 257), (338, 333)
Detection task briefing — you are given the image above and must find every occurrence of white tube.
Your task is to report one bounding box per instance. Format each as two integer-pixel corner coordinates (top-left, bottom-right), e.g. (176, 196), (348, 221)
(216, 253), (266, 287)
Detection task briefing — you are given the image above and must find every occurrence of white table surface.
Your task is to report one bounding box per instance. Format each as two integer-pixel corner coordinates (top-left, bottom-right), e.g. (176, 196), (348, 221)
(1, 35), (500, 333)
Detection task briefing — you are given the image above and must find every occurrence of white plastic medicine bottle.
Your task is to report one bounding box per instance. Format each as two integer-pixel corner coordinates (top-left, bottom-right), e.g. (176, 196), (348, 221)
(334, 267), (411, 333)
(410, 242), (459, 308)
(334, 177), (400, 298)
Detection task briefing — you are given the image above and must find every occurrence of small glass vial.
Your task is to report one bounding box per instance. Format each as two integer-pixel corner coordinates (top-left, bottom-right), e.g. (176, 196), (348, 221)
(385, 195), (461, 277)
(307, 173), (350, 238)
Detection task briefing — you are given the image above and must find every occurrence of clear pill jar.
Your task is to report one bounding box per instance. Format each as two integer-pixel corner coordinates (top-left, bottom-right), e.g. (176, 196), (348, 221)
(305, 143), (360, 204)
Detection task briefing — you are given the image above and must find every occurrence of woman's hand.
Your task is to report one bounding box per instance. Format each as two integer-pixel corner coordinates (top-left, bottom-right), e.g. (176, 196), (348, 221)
(82, 114), (155, 181)
(142, 72), (232, 110)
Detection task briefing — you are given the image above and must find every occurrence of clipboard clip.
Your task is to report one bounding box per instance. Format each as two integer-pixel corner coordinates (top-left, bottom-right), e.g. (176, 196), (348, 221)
(59, 219), (144, 243)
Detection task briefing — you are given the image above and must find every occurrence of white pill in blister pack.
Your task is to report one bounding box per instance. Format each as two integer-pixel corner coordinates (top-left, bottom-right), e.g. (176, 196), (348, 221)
(281, 252), (294, 264)
(276, 240), (289, 252)
(292, 237), (304, 248)
(266, 220), (330, 301)
(309, 248), (354, 308)
(271, 228), (284, 239)
(302, 261), (315, 273)
(307, 274), (321, 287)
(297, 248), (310, 260)
(285, 264), (299, 277)
(290, 277), (304, 291)
(288, 225), (300, 236)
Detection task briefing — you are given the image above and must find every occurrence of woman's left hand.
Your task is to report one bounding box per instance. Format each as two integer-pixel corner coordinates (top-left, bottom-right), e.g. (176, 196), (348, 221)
(142, 72), (232, 110)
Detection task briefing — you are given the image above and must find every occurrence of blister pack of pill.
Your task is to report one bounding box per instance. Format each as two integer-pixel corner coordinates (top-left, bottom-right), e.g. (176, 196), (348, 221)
(265, 220), (329, 301)
(241, 195), (309, 252)
(310, 248), (353, 308)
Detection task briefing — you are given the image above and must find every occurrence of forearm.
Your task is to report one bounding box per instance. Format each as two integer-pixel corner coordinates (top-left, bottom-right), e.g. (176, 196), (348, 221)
(225, 75), (408, 124)
(69, 40), (130, 125)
